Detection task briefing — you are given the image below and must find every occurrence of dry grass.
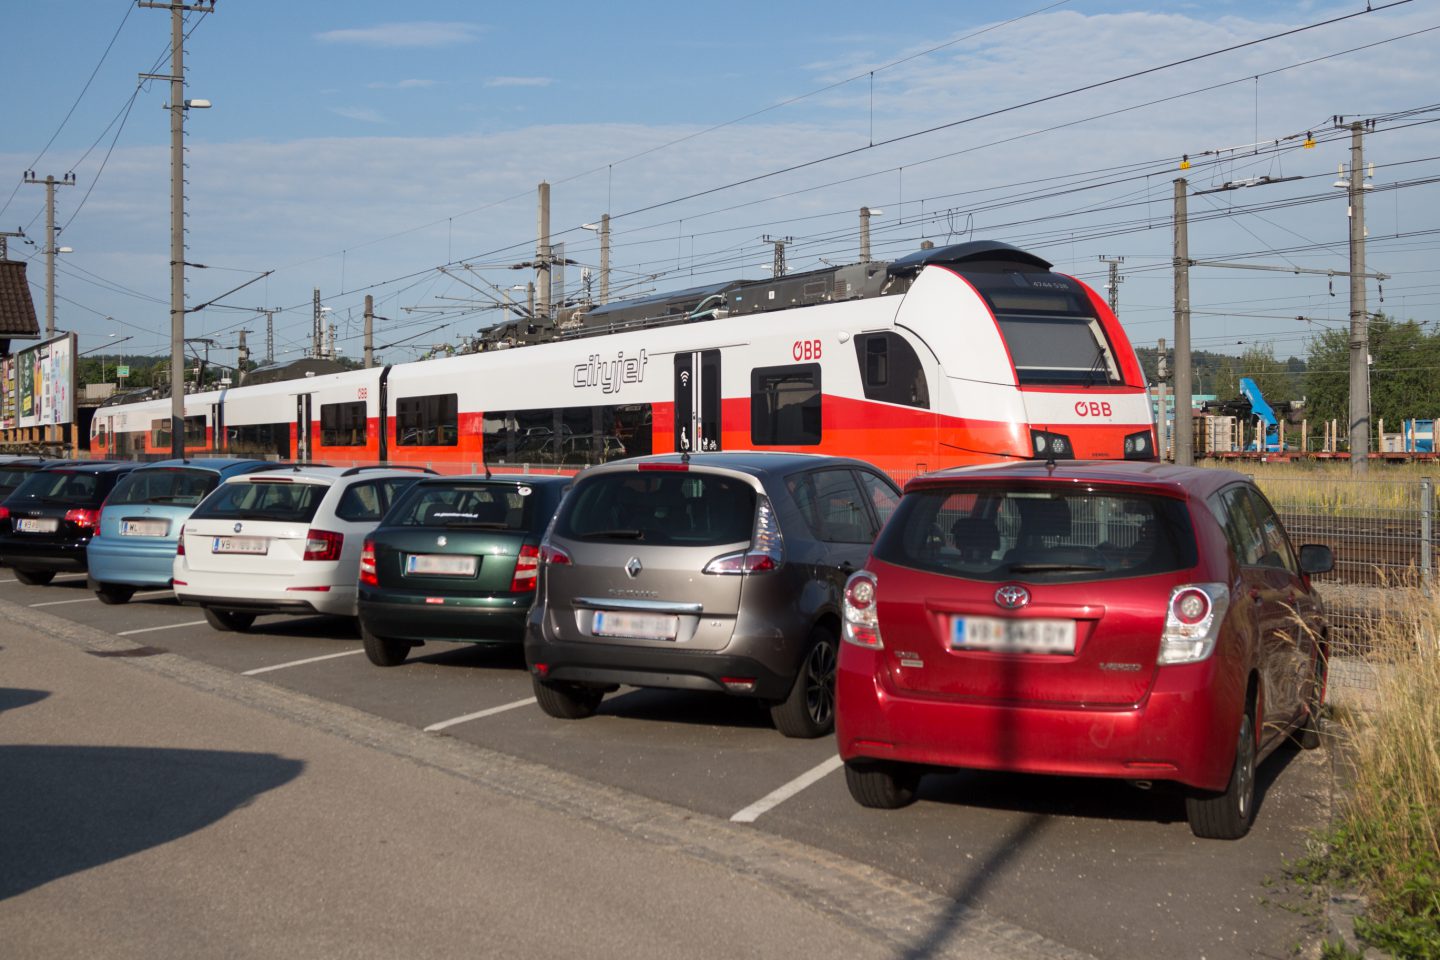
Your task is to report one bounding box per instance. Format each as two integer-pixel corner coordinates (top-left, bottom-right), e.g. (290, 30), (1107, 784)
(1209, 459), (1434, 515)
(1300, 585), (1440, 957)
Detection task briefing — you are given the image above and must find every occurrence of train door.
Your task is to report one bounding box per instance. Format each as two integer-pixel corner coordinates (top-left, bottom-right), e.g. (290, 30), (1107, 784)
(211, 398), (225, 453)
(673, 349), (721, 452)
(295, 393), (313, 461)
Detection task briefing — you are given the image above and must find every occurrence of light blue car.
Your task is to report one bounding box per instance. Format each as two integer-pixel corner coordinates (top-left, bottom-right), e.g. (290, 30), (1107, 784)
(87, 457), (280, 604)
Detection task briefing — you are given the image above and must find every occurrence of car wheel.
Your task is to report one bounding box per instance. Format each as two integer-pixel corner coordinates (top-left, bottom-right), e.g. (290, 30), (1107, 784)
(1186, 702), (1258, 840)
(360, 622), (410, 667)
(203, 608), (255, 633)
(531, 674), (604, 719)
(1292, 657), (1326, 751)
(844, 760), (921, 809)
(769, 625), (838, 739)
(95, 583), (136, 605)
(13, 569), (54, 586)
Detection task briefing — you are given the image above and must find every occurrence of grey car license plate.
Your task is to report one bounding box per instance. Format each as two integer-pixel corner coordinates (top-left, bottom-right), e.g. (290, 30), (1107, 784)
(593, 610), (679, 641)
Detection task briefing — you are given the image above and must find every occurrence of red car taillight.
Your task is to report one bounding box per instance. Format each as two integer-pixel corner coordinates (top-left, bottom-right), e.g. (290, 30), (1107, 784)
(0, 505), (9, 522)
(359, 538), (377, 586)
(704, 494), (783, 575)
(65, 507), (101, 530)
(303, 529), (344, 562)
(176, 524), (186, 555)
(510, 543), (540, 592)
(1158, 583), (1230, 665)
(842, 571), (883, 649)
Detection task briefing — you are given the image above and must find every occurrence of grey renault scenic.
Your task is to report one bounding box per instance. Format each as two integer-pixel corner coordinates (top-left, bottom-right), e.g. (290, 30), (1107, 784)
(524, 451), (900, 738)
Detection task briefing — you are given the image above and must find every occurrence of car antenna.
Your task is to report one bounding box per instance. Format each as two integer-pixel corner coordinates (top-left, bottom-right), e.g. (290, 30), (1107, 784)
(481, 448), (492, 480)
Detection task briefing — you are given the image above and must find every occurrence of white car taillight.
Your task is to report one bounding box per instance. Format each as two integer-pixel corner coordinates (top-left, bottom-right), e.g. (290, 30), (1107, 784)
(842, 571), (883, 649)
(176, 524), (185, 556)
(1157, 582), (1230, 664)
(303, 529), (344, 562)
(704, 495), (784, 575)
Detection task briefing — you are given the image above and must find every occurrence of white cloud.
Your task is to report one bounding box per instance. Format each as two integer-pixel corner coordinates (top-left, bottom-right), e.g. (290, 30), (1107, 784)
(366, 79), (439, 90)
(316, 22), (485, 48)
(484, 77), (555, 89)
(329, 106), (386, 123)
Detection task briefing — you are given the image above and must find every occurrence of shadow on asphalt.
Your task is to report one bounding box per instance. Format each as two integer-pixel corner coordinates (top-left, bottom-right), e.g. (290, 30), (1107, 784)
(912, 740), (1302, 826)
(596, 687), (774, 730)
(0, 687), (50, 714)
(0, 744), (303, 901)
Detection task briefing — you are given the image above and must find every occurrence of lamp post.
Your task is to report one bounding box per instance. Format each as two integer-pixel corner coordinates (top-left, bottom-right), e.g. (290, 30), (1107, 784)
(860, 206), (883, 262)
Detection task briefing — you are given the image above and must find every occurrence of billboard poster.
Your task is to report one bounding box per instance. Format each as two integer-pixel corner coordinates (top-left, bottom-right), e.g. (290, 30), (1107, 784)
(13, 333), (76, 429)
(0, 356), (13, 429)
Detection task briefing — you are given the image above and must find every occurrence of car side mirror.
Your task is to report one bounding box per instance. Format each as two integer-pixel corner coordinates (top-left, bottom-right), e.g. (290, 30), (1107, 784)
(1298, 543), (1334, 575)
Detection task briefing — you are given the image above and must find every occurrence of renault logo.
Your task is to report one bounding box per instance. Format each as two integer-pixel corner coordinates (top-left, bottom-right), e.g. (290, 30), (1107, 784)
(625, 556), (643, 579)
(995, 584), (1030, 610)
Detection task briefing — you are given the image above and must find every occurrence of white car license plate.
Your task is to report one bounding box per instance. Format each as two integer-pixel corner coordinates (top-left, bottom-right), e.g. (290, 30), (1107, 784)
(593, 610), (679, 641)
(212, 536), (267, 555)
(406, 554), (478, 576)
(951, 616), (1076, 655)
(121, 518), (169, 537)
(15, 518), (58, 533)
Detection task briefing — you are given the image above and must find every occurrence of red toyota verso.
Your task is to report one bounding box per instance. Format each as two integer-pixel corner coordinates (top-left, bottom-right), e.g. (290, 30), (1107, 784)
(836, 461), (1334, 839)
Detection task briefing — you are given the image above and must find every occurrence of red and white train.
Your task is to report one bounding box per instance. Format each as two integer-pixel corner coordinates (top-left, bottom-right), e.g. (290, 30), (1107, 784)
(92, 241), (1156, 478)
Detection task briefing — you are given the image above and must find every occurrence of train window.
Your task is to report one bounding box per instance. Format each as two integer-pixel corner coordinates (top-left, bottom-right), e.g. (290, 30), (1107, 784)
(150, 416), (206, 446)
(996, 315), (1120, 387)
(751, 364), (821, 446)
(396, 394), (458, 446)
(484, 404), (652, 466)
(856, 333), (929, 409)
(228, 423), (289, 459)
(320, 401), (367, 447)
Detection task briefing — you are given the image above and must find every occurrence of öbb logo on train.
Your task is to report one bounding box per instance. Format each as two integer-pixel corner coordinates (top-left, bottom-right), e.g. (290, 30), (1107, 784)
(792, 339), (822, 361)
(1075, 401), (1113, 417)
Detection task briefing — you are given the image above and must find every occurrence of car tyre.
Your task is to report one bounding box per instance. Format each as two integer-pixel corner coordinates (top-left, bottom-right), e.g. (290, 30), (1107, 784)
(769, 625), (838, 739)
(95, 583), (136, 605)
(13, 569), (54, 586)
(532, 674), (604, 719)
(203, 607), (255, 633)
(1186, 702), (1257, 840)
(1292, 657), (1326, 751)
(844, 760), (921, 809)
(361, 622), (410, 667)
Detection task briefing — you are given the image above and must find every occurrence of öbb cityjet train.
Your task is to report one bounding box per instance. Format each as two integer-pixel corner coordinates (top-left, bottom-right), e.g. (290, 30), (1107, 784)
(92, 241), (1157, 478)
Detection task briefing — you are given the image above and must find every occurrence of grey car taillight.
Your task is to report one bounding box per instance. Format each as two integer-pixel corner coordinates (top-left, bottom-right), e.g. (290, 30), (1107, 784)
(703, 494), (784, 575)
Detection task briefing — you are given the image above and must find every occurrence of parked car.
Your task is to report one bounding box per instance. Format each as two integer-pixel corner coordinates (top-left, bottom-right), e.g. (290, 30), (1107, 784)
(0, 461), (143, 584)
(86, 457), (281, 604)
(525, 451), (901, 738)
(0, 456), (73, 502)
(837, 461), (1333, 839)
(357, 474), (570, 666)
(173, 465), (432, 632)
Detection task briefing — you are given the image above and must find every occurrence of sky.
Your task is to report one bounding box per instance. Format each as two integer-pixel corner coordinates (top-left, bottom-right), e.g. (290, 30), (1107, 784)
(3, 0), (1438, 390)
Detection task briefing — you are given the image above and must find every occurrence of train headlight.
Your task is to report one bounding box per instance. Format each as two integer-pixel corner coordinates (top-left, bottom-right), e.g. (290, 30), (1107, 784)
(1029, 429), (1074, 460)
(1124, 429), (1156, 461)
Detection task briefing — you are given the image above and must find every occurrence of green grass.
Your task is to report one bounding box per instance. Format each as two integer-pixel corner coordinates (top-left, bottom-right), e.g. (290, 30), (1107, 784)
(1294, 586), (1440, 958)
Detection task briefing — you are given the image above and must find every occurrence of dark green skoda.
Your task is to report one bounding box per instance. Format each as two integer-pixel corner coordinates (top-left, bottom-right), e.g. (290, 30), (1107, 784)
(357, 474), (569, 666)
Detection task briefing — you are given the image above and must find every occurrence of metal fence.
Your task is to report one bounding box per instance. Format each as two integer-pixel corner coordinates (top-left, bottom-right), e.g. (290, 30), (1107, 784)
(1254, 474), (1434, 690)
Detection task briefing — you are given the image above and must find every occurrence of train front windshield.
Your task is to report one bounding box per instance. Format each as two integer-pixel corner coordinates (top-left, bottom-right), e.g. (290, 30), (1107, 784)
(965, 271), (1122, 388)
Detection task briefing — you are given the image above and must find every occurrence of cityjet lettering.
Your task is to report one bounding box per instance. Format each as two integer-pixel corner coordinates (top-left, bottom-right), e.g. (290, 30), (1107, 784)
(574, 349), (649, 395)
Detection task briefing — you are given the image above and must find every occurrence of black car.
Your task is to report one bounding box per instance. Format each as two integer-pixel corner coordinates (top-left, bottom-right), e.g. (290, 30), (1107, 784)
(0, 461), (144, 584)
(357, 474), (570, 666)
(0, 457), (78, 501)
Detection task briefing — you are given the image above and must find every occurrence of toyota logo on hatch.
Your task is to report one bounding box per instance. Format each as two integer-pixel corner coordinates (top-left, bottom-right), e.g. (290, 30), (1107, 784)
(994, 584), (1030, 609)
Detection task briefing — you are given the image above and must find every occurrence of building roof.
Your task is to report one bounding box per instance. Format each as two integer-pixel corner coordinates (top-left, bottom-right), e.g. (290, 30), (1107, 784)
(0, 260), (40, 338)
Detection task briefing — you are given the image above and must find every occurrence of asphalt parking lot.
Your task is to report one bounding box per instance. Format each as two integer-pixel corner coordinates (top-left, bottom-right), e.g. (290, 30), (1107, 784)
(3, 571), (1333, 960)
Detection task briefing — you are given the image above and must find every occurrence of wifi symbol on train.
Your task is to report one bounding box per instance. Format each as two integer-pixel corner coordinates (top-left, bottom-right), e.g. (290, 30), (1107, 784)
(679, 370), (690, 387)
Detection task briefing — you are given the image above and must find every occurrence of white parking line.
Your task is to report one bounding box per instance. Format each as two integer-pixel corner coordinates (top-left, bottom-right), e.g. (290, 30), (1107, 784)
(28, 588), (172, 608)
(423, 697), (537, 732)
(118, 620), (209, 636)
(242, 649), (366, 676)
(730, 754), (845, 824)
(0, 573), (87, 584)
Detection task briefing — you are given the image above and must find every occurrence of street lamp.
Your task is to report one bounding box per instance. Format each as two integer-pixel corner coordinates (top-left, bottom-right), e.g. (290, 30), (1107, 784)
(860, 206), (883, 262)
